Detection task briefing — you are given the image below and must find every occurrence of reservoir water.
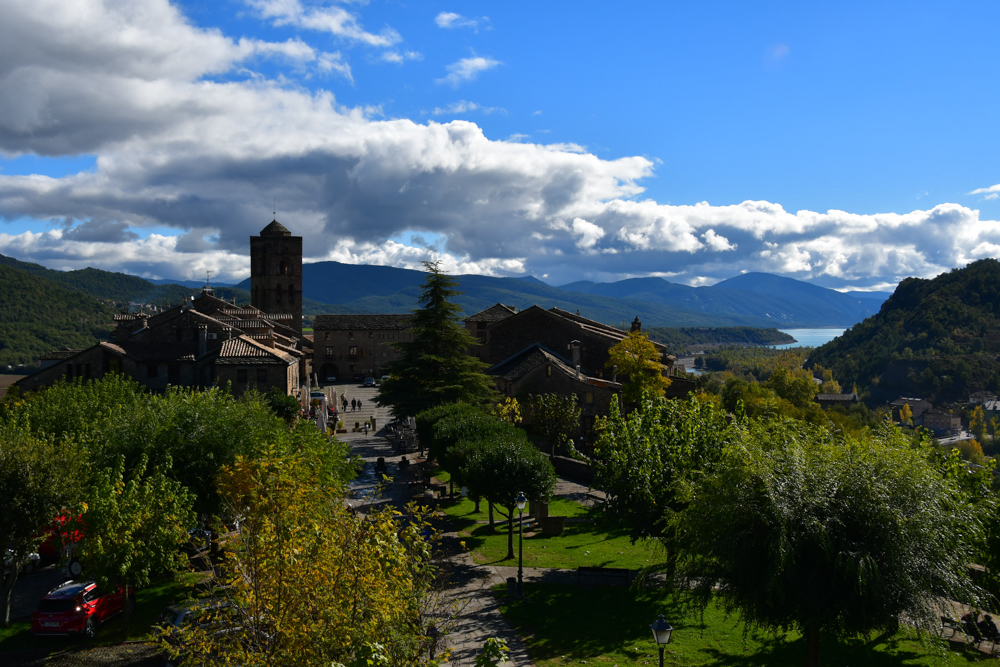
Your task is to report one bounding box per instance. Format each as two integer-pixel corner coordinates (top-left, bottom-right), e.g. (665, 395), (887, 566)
(773, 328), (846, 349)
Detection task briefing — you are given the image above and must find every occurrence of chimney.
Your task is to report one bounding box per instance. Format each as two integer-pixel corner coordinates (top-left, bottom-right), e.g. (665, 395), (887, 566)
(198, 325), (208, 357)
(631, 316), (641, 333)
(576, 365), (582, 380)
(569, 340), (581, 369)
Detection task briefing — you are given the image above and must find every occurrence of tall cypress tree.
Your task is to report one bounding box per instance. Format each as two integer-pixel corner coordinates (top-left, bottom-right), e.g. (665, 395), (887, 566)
(376, 261), (497, 417)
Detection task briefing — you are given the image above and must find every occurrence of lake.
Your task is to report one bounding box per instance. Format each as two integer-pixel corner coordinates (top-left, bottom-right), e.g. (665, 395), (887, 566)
(773, 328), (846, 349)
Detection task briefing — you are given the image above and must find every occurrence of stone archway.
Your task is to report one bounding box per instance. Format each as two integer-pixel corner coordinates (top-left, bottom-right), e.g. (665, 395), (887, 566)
(320, 363), (340, 382)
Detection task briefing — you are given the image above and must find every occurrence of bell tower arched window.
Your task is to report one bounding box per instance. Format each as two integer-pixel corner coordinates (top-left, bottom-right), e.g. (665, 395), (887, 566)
(288, 284), (295, 304)
(275, 285), (282, 304)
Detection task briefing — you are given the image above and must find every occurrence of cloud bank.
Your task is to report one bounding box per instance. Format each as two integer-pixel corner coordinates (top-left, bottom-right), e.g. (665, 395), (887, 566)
(1, 0), (998, 291)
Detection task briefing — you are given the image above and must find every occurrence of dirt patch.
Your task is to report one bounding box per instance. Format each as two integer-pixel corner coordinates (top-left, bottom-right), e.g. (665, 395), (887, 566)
(1, 642), (162, 667)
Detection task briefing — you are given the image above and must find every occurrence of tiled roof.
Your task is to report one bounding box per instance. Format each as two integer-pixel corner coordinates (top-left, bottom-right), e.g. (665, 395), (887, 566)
(488, 344), (621, 390)
(259, 219), (291, 236)
(465, 303), (517, 323)
(216, 336), (296, 364)
(39, 348), (82, 361)
(816, 393), (858, 401)
(313, 314), (415, 331)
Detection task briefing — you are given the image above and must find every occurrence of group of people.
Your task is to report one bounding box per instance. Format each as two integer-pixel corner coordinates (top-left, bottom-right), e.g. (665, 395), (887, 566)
(340, 396), (364, 412)
(961, 610), (1000, 644)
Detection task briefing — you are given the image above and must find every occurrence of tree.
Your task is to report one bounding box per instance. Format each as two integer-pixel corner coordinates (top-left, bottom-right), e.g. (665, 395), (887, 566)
(75, 455), (195, 636)
(970, 404), (987, 442)
(592, 394), (729, 578)
(162, 450), (439, 667)
(527, 393), (582, 458)
(899, 401), (913, 426)
(677, 418), (989, 667)
(0, 425), (85, 627)
(377, 262), (497, 417)
(462, 433), (556, 559)
(605, 331), (670, 404)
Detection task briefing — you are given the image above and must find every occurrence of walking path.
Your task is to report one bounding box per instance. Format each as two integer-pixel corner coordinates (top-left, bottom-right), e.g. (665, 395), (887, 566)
(335, 406), (601, 667)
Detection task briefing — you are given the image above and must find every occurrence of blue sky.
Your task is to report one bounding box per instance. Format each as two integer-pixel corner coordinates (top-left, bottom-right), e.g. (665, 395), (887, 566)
(1, 0), (999, 291)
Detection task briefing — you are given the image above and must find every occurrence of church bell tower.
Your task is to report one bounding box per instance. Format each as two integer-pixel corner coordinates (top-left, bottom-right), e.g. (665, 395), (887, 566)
(250, 219), (303, 337)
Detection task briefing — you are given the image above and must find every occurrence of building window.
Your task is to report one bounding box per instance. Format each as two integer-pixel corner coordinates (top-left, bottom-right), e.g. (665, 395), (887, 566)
(237, 369), (248, 383)
(325, 346), (335, 357)
(349, 365), (356, 372)
(368, 348), (374, 357)
(368, 332), (374, 338)
(585, 392), (594, 404)
(147, 363), (158, 378)
(275, 285), (282, 304)
(348, 331), (354, 340)
(324, 332), (330, 341)
(257, 368), (268, 383)
(280, 260), (288, 275)
(349, 346), (359, 358)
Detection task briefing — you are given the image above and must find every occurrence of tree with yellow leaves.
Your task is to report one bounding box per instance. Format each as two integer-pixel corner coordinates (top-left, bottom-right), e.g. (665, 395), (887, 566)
(606, 331), (671, 404)
(161, 448), (440, 667)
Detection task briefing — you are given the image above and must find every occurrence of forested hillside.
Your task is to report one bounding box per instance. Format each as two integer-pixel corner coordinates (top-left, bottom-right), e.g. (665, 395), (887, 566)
(644, 326), (794, 351)
(0, 264), (116, 367)
(808, 259), (1000, 403)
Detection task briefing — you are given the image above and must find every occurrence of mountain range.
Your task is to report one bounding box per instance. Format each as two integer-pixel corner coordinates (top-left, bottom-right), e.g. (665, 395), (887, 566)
(0, 251), (891, 367)
(235, 262), (888, 328)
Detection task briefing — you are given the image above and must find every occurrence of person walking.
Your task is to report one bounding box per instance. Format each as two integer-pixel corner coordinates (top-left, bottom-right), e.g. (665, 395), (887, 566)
(363, 422), (369, 437)
(358, 399), (363, 411)
(351, 398), (357, 412)
(341, 396), (347, 412)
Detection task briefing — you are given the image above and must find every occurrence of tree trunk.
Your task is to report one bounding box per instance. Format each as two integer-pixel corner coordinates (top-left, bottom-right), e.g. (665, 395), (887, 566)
(2, 570), (17, 628)
(488, 502), (495, 531)
(804, 626), (820, 667)
(473, 498), (481, 513)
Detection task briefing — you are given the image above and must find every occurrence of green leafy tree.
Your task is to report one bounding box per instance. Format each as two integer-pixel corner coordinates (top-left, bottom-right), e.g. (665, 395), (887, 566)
(0, 425), (85, 627)
(75, 455), (195, 636)
(462, 432), (556, 559)
(605, 331), (671, 404)
(527, 393), (582, 458)
(678, 418), (989, 667)
(377, 262), (497, 418)
(898, 402), (913, 426)
(593, 394), (729, 578)
(969, 404), (987, 442)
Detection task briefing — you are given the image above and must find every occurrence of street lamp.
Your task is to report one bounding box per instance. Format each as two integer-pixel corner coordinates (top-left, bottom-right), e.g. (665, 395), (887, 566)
(650, 614), (673, 667)
(515, 491), (527, 597)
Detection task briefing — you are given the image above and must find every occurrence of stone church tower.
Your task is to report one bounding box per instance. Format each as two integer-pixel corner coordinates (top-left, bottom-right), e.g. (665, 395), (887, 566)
(250, 220), (303, 336)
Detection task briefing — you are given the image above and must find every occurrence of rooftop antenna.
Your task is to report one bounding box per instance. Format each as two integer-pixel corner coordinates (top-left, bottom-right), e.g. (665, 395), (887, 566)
(205, 270), (213, 288)
(273, 198), (277, 220)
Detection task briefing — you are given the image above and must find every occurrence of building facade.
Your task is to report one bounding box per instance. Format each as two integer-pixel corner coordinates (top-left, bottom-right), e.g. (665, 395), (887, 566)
(312, 314), (415, 382)
(250, 220), (303, 337)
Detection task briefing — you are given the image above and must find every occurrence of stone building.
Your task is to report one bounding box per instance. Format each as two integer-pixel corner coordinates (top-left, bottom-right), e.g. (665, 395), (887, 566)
(250, 220), (303, 337)
(488, 343), (623, 440)
(312, 314), (415, 382)
(18, 220), (306, 397)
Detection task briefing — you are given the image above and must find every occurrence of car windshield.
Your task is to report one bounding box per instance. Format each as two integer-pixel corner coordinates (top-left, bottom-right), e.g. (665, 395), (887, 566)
(38, 599), (77, 613)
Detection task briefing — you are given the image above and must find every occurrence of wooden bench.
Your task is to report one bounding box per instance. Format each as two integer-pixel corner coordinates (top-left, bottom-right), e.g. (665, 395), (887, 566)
(577, 566), (631, 586)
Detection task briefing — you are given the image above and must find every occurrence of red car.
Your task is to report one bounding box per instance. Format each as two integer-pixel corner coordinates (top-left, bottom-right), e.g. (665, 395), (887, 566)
(32, 581), (129, 639)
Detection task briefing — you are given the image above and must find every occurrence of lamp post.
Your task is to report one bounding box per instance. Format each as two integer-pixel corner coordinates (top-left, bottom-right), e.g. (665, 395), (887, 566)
(650, 614), (673, 667)
(515, 491), (527, 597)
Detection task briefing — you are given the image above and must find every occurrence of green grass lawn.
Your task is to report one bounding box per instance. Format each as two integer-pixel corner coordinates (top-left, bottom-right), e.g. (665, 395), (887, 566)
(0, 570), (203, 652)
(437, 495), (662, 569)
(499, 584), (995, 667)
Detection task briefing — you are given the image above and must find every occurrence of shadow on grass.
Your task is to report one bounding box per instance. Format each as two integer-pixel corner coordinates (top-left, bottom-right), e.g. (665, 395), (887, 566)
(499, 584), (993, 667)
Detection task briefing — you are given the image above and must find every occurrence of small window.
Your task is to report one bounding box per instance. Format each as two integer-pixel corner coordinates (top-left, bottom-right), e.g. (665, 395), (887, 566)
(349, 346), (359, 357)
(325, 332), (330, 341)
(368, 332), (374, 338)
(349, 365), (356, 372)
(147, 363), (158, 378)
(237, 369), (248, 383)
(348, 331), (354, 340)
(325, 346), (335, 357)
(585, 392), (594, 404)
(368, 348), (374, 357)
(257, 368), (268, 383)
(275, 285), (282, 304)
(279, 260), (289, 276)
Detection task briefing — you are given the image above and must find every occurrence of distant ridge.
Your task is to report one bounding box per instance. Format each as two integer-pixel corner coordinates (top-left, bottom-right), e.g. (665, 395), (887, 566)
(232, 260), (888, 328)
